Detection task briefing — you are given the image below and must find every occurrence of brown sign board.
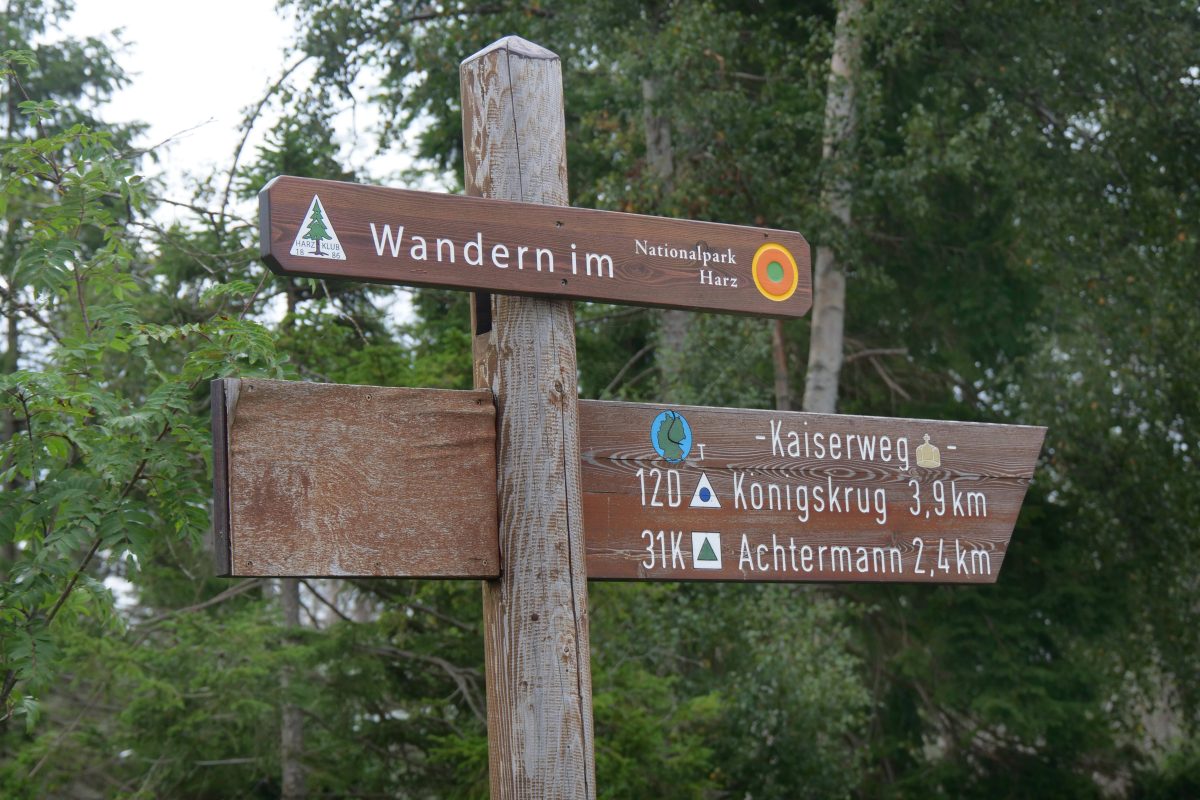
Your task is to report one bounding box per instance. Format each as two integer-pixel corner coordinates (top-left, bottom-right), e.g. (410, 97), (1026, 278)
(580, 401), (1046, 584)
(259, 175), (812, 318)
(211, 379), (499, 578)
(213, 380), (1044, 584)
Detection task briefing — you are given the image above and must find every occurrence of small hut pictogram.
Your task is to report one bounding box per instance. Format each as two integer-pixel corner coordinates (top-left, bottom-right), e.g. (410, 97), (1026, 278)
(916, 434), (941, 468)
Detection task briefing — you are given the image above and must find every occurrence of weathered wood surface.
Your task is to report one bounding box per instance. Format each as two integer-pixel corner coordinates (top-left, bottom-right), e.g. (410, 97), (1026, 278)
(258, 178), (811, 319)
(461, 37), (596, 800)
(211, 379), (499, 578)
(579, 400), (1046, 584)
(211, 380), (233, 575)
(212, 377), (1045, 585)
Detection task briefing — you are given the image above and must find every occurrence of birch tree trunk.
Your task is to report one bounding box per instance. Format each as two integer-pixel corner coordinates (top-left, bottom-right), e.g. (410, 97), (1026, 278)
(802, 0), (864, 414)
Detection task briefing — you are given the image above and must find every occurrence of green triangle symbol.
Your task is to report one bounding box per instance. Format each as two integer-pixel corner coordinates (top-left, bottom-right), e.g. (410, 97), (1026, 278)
(697, 538), (718, 562)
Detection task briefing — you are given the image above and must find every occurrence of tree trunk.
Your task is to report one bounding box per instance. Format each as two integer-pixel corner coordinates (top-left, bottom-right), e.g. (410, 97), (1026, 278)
(642, 77), (690, 398)
(641, 78), (675, 186)
(3, 57), (20, 570)
(802, 0), (864, 414)
(280, 578), (306, 800)
(772, 319), (791, 411)
(1, 308), (17, 571)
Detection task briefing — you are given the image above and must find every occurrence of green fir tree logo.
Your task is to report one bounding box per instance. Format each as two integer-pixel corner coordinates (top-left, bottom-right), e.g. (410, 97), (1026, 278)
(290, 194), (346, 260)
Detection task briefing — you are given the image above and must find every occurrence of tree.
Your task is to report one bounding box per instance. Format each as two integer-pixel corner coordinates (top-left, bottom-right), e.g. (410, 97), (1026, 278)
(0, 10), (287, 790)
(302, 202), (330, 255)
(803, 0), (863, 415)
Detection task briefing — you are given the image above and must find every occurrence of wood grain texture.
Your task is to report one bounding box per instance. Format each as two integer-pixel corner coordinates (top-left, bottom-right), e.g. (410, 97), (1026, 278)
(579, 400), (1046, 584)
(213, 379), (499, 578)
(462, 37), (596, 800)
(258, 177), (812, 318)
(211, 380), (232, 576)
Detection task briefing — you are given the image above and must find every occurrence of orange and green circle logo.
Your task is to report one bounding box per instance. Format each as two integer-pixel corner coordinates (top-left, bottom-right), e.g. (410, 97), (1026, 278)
(752, 242), (800, 302)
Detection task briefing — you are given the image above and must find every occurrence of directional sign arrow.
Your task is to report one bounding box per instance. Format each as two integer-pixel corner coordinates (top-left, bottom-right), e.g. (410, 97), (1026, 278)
(259, 175), (812, 319)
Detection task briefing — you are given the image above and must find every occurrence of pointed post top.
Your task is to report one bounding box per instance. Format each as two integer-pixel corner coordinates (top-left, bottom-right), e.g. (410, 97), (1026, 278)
(461, 35), (558, 66)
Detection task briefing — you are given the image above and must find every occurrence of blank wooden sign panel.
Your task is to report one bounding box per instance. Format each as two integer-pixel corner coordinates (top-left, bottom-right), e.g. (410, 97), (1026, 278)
(212, 379), (499, 578)
(260, 175), (812, 319)
(579, 400), (1046, 584)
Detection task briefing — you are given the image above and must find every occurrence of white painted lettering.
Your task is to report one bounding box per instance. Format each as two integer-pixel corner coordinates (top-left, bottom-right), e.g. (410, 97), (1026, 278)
(733, 472), (747, 509)
(586, 252), (614, 278)
(800, 545), (814, 572)
(773, 535), (787, 572)
(670, 530), (685, 569)
(830, 545), (852, 572)
(770, 419), (784, 456)
(409, 235), (427, 261)
(856, 547), (870, 573)
(641, 530), (655, 569)
(464, 232), (483, 266)
(739, 535), (754, 571)
(369, 223), (404, 257)
(827, 475), (842, 513)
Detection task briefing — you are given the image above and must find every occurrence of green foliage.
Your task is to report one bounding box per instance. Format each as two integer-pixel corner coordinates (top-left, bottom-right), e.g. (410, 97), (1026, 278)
(2, 1), (1198, 798)
(0, 38), (285, 730)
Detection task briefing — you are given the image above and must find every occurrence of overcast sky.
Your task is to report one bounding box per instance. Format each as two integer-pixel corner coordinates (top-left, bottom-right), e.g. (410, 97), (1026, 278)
(61, 2), (295, 215)
(61, 1), (434, 223)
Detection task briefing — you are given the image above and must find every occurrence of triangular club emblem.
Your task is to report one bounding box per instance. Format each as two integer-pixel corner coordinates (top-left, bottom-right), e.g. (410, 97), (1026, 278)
(290, 194), (346, 260)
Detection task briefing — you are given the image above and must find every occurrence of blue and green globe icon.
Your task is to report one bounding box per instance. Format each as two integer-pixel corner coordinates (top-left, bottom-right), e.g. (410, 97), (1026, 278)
(650, 410), (693, 463)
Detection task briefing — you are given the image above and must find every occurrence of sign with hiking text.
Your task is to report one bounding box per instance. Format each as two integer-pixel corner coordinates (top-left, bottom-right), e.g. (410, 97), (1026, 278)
(580, 401), (1046, 584)
(212, 379), (1044, 584)
(260, 175), (812, 318)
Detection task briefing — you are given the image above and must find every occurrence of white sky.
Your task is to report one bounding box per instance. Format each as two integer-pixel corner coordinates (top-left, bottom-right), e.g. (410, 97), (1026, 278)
(61, 0), (440, 222)
(62, 1), (297, 218)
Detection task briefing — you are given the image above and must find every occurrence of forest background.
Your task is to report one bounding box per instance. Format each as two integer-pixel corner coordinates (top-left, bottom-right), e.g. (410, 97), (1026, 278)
(1, 0), (1197, 798)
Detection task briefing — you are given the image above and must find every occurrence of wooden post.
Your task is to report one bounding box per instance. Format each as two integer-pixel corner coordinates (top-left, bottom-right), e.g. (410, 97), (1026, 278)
(460, 37), (596, 799)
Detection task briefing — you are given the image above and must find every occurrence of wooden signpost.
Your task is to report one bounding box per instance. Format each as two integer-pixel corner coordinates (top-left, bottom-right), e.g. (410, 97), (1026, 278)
(259, 177), (812, 318)
(214, 35), (1046, 800)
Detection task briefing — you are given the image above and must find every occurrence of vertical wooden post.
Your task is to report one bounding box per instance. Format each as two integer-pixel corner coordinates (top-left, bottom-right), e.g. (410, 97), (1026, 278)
(460, 37), (596, 799)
